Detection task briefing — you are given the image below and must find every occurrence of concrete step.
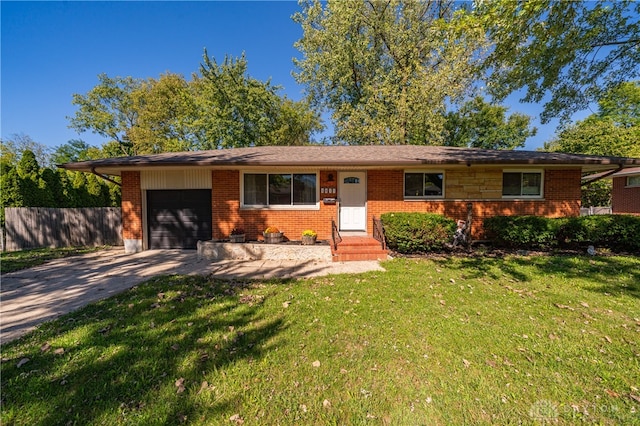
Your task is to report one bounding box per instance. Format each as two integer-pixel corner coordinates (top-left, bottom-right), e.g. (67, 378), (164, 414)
(331, 236), (389, 262)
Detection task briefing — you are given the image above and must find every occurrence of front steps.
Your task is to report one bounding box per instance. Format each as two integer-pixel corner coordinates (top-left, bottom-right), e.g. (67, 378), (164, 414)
(331, 236), (389, 262)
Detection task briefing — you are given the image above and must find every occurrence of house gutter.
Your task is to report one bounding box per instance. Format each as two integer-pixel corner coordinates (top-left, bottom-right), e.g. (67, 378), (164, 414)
(90, 167), (122, 187)
(581, 165), (623, 186)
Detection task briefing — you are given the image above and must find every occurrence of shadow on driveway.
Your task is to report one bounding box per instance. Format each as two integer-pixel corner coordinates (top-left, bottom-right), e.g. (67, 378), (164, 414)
(0, 248), (383, 342)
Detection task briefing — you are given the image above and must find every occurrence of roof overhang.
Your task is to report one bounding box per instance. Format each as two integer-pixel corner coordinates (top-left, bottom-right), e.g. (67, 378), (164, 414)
(60, 145), (640, 177)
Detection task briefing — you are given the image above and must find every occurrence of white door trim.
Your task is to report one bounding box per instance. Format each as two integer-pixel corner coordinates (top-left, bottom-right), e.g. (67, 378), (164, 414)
(338, 171), (367, 231)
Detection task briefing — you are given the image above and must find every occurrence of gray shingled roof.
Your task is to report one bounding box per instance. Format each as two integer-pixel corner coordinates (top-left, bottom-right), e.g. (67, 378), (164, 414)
(61, 145), (640, 174)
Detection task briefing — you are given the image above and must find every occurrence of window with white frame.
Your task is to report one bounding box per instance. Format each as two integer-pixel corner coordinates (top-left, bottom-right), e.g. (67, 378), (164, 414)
(243, 173), (317, 207)
(404, 172), (444, 198)
(502, 171), (543, 197)
(627, 175), (640, 187)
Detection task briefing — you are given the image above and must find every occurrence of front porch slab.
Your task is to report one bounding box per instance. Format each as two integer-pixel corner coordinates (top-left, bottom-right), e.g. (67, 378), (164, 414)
(197, 240), (333, 261)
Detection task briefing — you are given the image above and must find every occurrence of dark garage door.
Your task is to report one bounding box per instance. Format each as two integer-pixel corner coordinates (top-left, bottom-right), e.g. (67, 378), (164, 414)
(147, 189), (212, 249)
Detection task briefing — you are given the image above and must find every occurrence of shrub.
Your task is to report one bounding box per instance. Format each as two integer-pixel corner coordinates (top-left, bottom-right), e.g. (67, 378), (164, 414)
(381, 212), (456, 254)
(558, 215), (640, 251)
(264, 226), (280, 234)
(484, 216), (561, 250)
(485, 214), (640, 252)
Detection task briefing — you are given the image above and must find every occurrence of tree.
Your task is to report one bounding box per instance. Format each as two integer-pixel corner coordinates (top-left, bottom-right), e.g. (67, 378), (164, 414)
(1, 133), (52, 168)
(478, 0), (640, 124)
(544, 82), (640, 158)
(443, 97), (537, 149)
(194, 51), (322, 149)
(69, 53), (323, 154)
(127, 73), (198, 153)
(544, 81), (640, 207)
(293, 0), (488, 145)
(69, 74), (142, 156)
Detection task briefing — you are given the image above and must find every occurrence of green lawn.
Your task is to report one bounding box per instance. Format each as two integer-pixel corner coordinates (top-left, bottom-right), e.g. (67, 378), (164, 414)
(1, 255), (639, 425)
(0, 246), (108, 274)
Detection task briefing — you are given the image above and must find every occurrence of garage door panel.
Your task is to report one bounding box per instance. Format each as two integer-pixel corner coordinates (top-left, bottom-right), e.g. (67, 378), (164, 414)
(147, 189), (212, 249)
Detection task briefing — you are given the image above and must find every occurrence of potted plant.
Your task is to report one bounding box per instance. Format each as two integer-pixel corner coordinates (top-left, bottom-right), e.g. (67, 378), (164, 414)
(301, 229), (317, 245)
(229, 228), (245, 243)
(263, 226), (283, 244)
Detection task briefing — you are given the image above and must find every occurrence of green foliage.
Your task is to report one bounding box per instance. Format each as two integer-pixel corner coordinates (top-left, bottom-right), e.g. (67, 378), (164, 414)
(544, 81), (640, 158)
(484, 215), (560, 250)
(381, 212), (456, 253)
(485, 215), (640, 252)
(69, 53), (322, 154)
(294, 0), (488, 145)
(444, 97), (537, 149)
(557, 215), (640, 252)
(69, 74), (142, 156)
(581, 180), (612, 208)
(478, 0), (640, 124)
(0, 141), (121, 226)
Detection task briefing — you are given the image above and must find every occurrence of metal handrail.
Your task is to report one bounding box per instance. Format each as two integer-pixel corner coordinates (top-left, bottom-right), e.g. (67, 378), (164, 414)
(331, 219), (342, 250)
(372, 216), (387, 250)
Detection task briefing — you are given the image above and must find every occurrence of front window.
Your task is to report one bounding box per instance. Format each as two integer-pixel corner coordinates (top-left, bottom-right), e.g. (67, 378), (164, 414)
(627, 175), (640, 187)
(404, 172), (444, 198)
(502, 172), (542, 197)
(243, 173), (317, 206)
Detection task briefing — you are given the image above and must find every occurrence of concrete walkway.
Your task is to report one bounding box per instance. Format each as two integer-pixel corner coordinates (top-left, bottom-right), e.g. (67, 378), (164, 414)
(0, 248), (384, 343)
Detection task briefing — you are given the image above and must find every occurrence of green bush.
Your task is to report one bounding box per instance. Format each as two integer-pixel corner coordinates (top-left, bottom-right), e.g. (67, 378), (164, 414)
(558, 215), (640, 251)
(484, 216), (560, 250)
(485, 214), (640, 252)
(381, 212), (456, 254)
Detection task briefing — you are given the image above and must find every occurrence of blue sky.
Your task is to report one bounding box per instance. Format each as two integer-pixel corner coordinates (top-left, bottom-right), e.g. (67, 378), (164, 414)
(3, 1), (565, 152)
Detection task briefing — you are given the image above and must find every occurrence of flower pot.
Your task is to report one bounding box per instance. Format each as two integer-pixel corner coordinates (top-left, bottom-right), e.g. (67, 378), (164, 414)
(301, 235), (317, 245)
(263, 232), (283, 244)
(229, 234), (245, 243)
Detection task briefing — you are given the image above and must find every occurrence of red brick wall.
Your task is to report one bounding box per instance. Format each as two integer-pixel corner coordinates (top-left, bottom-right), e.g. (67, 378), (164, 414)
(367, 169), (582, 239)
(128, 167), (582, 246)
(612, 176), (640, 214)
(212, 170), (338, 241)
(121, 171), (143, 240)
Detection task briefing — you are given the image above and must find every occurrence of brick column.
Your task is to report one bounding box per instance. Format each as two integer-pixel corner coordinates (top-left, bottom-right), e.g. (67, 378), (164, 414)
(121, 171), (143, 253)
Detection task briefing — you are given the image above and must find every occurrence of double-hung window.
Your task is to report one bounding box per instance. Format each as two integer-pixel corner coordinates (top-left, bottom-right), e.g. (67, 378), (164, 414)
(502, 171), (543, 197)
(243, 173), (317, 207)
(404, 172), (444, 198)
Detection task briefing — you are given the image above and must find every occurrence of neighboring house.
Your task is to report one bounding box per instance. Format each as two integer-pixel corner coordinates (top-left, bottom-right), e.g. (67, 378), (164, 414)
(62, 145), (640, 253)
(611, 167), (640, 214)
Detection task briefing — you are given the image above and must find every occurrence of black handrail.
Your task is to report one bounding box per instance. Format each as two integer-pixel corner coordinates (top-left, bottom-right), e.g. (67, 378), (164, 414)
(331, 219), (342, 250)
(372, 216), (387, 250)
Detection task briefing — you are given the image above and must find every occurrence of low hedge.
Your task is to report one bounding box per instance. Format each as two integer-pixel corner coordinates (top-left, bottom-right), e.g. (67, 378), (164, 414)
(484, 214), (640, 252)
(381, 212), (456, 254)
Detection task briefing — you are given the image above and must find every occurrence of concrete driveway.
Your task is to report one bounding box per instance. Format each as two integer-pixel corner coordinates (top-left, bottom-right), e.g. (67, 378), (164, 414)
(1, 248), (383, 342)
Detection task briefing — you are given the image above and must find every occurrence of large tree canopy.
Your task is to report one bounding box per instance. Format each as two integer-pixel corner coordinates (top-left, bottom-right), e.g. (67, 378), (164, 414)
(69, 51), (322, 155)
(294, 0), (639, 145)
(476, 0), (639, 124)
(543, 81), (640, 158)
(294, 0), (488, 145)
(443, 97), (536, 150)
(543, 81), (640, 208)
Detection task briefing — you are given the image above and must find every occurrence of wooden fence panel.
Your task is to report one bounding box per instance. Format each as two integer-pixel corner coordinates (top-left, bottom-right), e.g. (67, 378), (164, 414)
(4, 207), (123, 252)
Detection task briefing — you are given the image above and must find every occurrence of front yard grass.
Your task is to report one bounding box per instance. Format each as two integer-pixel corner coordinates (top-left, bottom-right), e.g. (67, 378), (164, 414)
(1, 255), (639, 425)
(0, 246), (108, 275)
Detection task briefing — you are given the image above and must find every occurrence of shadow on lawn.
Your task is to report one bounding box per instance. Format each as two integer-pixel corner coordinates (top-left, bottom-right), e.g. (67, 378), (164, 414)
(1, 275), (290, 425)
(431, 254), (640, 299)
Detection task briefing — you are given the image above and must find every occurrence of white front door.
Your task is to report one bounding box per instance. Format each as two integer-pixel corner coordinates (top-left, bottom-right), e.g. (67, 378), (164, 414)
(339, 171), (367, 231)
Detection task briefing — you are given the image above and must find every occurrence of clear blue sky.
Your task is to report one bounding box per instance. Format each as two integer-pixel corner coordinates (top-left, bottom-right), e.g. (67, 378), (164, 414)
(2, 1), (565, 152)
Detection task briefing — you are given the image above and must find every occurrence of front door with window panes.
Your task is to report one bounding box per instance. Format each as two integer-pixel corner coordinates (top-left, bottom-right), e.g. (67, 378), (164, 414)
(338, 171), (366, 231)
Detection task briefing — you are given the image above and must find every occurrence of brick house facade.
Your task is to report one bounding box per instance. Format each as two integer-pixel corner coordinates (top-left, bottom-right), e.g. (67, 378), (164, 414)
(67, 145), (639, 253)
(611, 168), (640, 214)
